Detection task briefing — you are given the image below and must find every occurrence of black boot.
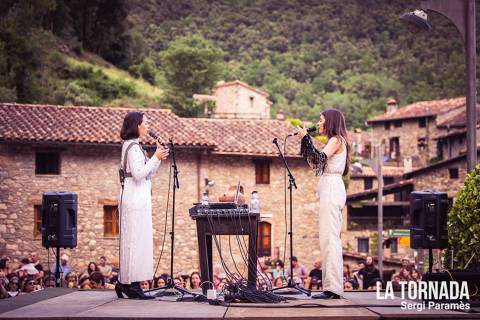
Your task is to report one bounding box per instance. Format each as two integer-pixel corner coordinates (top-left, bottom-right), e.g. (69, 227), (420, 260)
(115, 282), (125, 298)
(312, 291), (340, 299)
(125, 282), (154, 299)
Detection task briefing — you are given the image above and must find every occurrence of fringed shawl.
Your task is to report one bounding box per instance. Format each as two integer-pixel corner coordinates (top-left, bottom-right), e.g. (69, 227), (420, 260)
(300, 135), (328, 176)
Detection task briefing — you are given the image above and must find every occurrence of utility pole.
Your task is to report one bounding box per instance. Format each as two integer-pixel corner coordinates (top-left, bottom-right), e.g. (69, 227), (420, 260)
(361, 146), (383, 279)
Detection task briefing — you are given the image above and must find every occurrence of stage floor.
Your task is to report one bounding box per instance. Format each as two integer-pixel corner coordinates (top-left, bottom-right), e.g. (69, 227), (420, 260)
(0, 288), (478, 319)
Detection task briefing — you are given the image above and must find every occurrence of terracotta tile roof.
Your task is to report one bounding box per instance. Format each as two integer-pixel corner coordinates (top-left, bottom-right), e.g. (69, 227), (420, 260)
(403, 147), (480, 178)
(184, 118), (320, 157)
(367, 97), (465, 123)
(0, 103), (320, 157)
(350, 166), (405, 177)
(433, 124), (480, 140)
(437, 107), (480, 128)
(0, 103), (215, 147)
(347, 179), (414, 201)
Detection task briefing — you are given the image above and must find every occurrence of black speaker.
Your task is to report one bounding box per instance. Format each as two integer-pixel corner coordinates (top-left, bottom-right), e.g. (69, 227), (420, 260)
(42, 191), (77, 249)
(410, 190), (448, 249)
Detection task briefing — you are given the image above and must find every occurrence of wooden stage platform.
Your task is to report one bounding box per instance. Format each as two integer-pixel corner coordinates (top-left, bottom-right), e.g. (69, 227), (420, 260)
(0, 288), (478, 319)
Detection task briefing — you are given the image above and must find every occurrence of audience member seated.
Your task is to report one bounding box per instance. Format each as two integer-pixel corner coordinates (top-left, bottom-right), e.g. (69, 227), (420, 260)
(90, 271), (106, 289)
(30, 252), (44, 279)
(16, 258), (41, 278)
(6, 276), (21, 297)
(309, 276), (321, 290)
(23, 276), (38, 293)
(44, 275), (56, 288)
(306, 259), (322, 289)
(87, 262), (100, 276)
(0, 271), (9, 299)
(286, 256), (307, 288)
(359, 256), (380, 289)
(0, 258), (9, 274)
(410, 268), (420, 282)
(50, 254), (71, 279)
(273, 276), (286, 288)
(98, 256), (112, 279)
(189, 271), (201, 290)
(273, 260), (287, 279)
(344, 278), (358, 290)
(65, 272), (78, 288)
(78, 274), (91, 289)
(352, 259), (365, 289)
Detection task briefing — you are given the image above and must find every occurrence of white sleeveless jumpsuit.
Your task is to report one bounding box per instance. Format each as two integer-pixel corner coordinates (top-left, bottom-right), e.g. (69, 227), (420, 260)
(317, 138), (346, 296)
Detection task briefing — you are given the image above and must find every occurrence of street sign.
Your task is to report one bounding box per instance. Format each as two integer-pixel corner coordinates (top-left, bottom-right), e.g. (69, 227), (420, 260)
(399, 236), (410, 247)
(388, 229), (410, 237)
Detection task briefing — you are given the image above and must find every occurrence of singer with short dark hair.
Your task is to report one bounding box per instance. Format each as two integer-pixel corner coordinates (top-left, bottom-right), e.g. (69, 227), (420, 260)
(116, 112), (169, 299)
(297, 108), (350, 299)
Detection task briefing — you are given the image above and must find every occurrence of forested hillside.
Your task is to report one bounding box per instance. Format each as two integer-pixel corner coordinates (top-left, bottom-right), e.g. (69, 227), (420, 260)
(1, 0), (477, 129)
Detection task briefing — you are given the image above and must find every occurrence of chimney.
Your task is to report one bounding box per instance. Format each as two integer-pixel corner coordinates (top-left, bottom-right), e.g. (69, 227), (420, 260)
(276, 109), (285, 120)
(386, 99), (398, 114)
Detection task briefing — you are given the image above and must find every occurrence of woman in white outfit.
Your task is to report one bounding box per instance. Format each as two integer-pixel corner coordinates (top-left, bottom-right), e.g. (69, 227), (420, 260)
(298, 108), (350, 299)
(116, 112), (169, 299)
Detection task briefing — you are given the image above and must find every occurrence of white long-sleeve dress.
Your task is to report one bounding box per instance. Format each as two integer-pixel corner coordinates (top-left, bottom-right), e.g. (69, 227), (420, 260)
(118, 138), (161, 284)
(301, 135), (346, 296)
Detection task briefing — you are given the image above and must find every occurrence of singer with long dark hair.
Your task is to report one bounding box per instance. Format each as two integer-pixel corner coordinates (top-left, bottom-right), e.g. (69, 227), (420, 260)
(298, 108), (350, 299)
(116, 112), (169, 299)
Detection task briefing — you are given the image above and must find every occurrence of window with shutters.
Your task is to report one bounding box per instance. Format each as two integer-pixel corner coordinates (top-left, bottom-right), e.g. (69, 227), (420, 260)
(364, 177), (373, 190)
(104, 206), (119, 237)
(255, 160), (270, 184)
(257, 221), (271, 257)
(34, 205), (42, 238)
(35, 152), (60, 175)
(358, 238), (369, 253)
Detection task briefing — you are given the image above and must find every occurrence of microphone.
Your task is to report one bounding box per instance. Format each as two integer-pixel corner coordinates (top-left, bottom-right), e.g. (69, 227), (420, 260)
(148, 130), (168, 148)
(289, 126), (317, 137)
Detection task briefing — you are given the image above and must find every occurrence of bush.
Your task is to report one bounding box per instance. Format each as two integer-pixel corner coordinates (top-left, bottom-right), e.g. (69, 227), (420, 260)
(444, 165), (480, 270)
(65, 65), (138, 101)
(139, 57), (157, 85)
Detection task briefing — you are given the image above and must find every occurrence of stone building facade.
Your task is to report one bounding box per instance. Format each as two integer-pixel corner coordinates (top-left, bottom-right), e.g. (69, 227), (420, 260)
(404, 150), (480, 199)
(367, 97), (467, 168)
(194, 80), (272, 119)
(0, 103), (408, 279)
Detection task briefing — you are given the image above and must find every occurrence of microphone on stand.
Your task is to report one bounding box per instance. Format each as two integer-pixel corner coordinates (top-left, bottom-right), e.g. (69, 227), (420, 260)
(148, 130), (168, 148)
(288, 126), (317, 137)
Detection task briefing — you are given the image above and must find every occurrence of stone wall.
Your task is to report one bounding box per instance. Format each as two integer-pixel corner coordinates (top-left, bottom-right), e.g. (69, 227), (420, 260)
(371, 118), (438, 167)
(410, 159), (469, 199)
(213, 83), (270, 119)
(0, 142), (410, 278)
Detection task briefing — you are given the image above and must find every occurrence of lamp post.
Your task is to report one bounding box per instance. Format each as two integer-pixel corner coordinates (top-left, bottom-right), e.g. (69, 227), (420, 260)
(401, 0), (477, 173)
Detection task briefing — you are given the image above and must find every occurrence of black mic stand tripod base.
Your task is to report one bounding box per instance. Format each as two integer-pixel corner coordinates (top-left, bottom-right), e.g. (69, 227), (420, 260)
(145, 138), (206, 300)
(270, 138), (311, 297)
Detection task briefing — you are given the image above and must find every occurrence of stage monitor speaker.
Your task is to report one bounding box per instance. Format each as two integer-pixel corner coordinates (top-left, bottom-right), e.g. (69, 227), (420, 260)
(42, 191), (77, 249)
(410, 190), (448, 249)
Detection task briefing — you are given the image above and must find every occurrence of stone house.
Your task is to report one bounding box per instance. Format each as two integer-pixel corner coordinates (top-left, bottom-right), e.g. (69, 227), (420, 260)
(366, 97), (467, 168)
(193, 80), (273, 119)
(434, 107), (480, 160)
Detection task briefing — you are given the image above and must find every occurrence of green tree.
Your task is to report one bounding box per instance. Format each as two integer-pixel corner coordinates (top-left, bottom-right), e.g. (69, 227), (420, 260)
(444, 166), (480, 270)
(160, 34), (225, 117)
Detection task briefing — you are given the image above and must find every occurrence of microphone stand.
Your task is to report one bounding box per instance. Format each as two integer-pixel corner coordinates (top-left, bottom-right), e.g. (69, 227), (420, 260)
(146, 137), (204, 299)
(270, 137), (311, 296)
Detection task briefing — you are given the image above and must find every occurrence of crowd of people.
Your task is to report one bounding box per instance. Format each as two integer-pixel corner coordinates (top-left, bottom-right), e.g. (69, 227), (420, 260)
(0, 251), (421, 299)
(256, 255), (421, 292)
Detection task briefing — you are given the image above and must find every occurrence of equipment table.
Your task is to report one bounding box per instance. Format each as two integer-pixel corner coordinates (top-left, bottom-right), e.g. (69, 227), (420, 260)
(190, 209), (259, 295)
